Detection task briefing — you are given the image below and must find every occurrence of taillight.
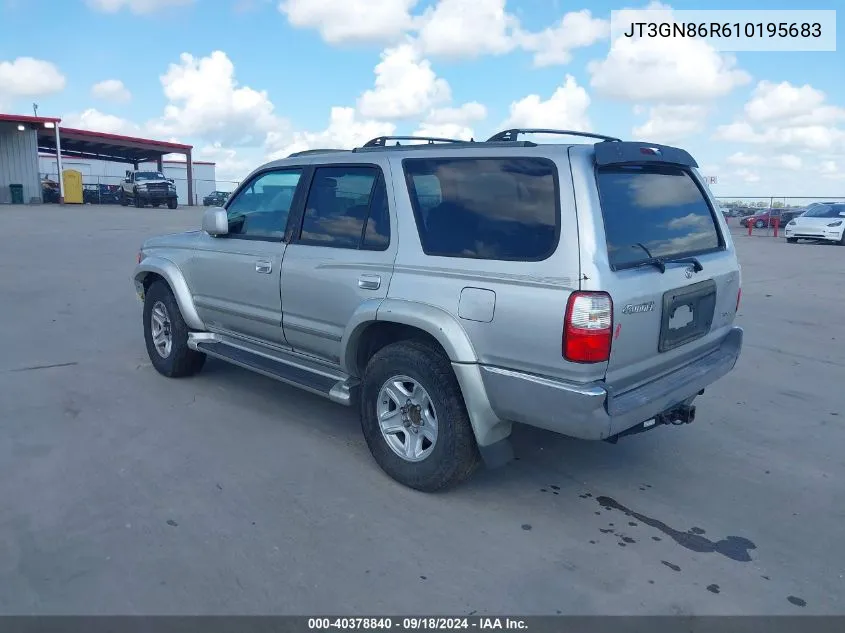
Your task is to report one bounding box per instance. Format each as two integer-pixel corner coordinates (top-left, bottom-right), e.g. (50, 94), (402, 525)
(736, 287), (742, 312)
(563, 291), (613, 363)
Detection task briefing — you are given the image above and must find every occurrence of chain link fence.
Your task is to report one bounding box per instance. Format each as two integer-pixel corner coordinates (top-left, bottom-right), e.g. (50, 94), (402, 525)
(39, 172), (241, 206)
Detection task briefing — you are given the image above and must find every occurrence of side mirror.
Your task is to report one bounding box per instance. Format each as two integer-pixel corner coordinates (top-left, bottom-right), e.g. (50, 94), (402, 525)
(124, 178), (130, 183)
(202, 207), (228, 236)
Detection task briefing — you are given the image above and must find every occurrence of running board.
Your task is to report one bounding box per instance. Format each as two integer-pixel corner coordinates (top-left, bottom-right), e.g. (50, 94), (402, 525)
(190, 337), (356, 406)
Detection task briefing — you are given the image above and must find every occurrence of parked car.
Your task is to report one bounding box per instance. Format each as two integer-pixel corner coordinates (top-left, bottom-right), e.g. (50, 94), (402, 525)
(120, 170), (178, 209)
(776, 209), (804, 227)
(83, 183), (122, 204)
(133, 130), (743, 491)
(203, 191), (231, 206)
(740, 209), (788, 228)
(784, 202), (845, 244)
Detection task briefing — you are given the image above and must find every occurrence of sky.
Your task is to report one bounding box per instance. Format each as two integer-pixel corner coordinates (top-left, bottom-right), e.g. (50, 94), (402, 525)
(0, 0), (843, 197)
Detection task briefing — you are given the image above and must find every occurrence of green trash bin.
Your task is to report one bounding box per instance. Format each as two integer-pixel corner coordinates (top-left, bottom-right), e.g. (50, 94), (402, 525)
(9, 184), (24, 204)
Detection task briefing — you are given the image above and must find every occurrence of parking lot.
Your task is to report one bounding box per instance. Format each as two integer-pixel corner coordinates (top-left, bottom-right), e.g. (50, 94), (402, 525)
(0, 203), (842, 615)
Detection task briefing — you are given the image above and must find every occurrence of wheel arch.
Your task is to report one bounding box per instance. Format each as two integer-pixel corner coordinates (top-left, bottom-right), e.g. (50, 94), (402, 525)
(134, 257), (205, 330)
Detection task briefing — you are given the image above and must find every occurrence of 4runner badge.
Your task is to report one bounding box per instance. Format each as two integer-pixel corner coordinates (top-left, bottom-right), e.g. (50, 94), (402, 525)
(622, 301), (655, 315)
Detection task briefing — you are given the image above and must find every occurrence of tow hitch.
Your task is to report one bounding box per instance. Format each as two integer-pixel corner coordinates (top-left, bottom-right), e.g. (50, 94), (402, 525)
(604, 404), (697, 443)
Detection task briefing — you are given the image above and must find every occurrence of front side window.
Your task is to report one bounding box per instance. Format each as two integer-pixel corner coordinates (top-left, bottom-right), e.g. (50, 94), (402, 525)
(596, 165), (722, 270)
(298, 166), (389, 250)
(403, 158), (559, 261)
(225, 169), (302, 239)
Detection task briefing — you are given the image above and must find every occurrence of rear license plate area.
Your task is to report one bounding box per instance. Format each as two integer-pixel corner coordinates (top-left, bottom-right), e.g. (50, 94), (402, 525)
(658, 279), (716, 353)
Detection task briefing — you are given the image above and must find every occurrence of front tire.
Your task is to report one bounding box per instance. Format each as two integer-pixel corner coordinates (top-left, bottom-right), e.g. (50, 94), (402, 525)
(167, 199), (178, 210)
(120, 192), (128, 206)
(142, 280), (206, 378)
(359, 340), (480, 492)
(134, 192), (143, 208)
(755, 219), (765, 229)
(787, 237), (798, 243)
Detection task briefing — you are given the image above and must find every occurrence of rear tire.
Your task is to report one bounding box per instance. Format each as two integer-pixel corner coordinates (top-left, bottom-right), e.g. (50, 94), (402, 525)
(755, 219), (765, 229)
(142, 280), (206, 378)
(152, 203), (160, 208)
(359, 340), (480, 492)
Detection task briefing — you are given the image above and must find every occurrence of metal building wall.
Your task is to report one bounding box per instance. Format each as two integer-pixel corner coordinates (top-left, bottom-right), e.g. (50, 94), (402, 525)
(0, 123), (40, 204)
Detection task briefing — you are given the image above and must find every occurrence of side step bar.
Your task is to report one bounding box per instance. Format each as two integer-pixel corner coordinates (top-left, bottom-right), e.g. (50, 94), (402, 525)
(190, 337), (357, 406)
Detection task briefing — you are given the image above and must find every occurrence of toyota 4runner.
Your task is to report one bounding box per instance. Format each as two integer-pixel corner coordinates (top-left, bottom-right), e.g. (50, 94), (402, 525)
(133, 130), (743, 491)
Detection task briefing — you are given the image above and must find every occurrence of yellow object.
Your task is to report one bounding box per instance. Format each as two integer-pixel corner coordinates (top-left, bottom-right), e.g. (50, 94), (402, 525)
(62, 169), (83, 204)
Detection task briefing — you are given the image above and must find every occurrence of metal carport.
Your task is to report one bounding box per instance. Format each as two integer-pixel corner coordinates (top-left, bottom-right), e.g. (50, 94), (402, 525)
(37, 127), (195, 205)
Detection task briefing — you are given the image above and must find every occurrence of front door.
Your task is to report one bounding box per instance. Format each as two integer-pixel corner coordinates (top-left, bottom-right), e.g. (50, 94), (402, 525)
(281, 164), (396, 363)
(185, 168), (304, 344)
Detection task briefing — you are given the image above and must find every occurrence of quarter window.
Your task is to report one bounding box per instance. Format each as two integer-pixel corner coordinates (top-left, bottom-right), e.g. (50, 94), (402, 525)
(403, 158), (559, 261)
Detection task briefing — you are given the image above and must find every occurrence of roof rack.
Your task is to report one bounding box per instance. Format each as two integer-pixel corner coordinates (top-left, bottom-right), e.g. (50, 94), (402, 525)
(486, 128), (622, 143)
(361, 135), (467, 148)
(287, 148), (349, 157)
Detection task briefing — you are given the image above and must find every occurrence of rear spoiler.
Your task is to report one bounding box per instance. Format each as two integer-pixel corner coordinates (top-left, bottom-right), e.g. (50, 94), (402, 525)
(594, 141), (698, 169)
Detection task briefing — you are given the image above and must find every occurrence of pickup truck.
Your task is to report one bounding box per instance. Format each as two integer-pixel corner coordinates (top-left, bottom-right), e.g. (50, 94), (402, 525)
(120, 170), (178, 209)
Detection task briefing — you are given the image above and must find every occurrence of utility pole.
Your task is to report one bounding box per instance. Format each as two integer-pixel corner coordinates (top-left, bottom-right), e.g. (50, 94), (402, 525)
(33, 103), (38, 117)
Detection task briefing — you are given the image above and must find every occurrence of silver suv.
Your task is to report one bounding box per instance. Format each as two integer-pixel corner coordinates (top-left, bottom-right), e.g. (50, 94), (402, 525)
(133, 129), (743, 491)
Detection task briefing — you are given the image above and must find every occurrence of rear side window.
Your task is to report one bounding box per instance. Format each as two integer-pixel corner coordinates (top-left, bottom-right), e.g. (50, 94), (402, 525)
(403, 157), (559, 261)
(596, 165), (722, 270)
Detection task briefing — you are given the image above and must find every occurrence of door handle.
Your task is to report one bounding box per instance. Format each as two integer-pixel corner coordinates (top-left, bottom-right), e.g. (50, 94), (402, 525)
(358, 274), (381, 290)
(255, 260), (272, 274)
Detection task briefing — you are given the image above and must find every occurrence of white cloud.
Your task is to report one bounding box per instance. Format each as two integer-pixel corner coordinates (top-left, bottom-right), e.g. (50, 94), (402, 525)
(736, 168), (760, 184)
(413, 0), (518, 59)
(0, 57), (66, 99)
(503, 75), (591, 131)
(62, 108), (142, 136)
(413, 102), (487, 140)
(776, 154), (802, 171)
(278, 1), (605, 64)
(726, 152), (762, 167)
(357, 43), (451, 120)
(279, 0), (415, 45)
(632, 104), (707, 143)
(194, 143), (257, 183)
(743, 80), (845, 126)
(714, 121), (845, 153)
(819, 161), (845, 180)
(587, 3), (750, 103)
(266, 107), (395, 160)
(86, 0), (193, 13)
(147, 51), (282, 146)
(91, 79), (131, 103)
(518, 9), (609, 67)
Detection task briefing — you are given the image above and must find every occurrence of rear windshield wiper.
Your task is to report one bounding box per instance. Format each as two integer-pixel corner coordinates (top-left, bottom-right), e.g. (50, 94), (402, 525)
(618, 244), (704, 274)
(664, 256), (703, 272)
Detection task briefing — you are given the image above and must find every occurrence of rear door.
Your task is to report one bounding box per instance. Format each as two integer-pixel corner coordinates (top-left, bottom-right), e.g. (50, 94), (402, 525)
(570, 143), (741, 393)
(280, 163), (396, 363)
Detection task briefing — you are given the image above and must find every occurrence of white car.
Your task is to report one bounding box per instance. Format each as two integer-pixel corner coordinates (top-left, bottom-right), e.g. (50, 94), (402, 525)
(784, 202), (845, 245)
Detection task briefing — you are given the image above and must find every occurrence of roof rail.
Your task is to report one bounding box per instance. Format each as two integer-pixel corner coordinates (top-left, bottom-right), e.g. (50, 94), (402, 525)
(361, 135), (466, 148)
(486, 128), (622, 143)
(287, 148), (349, 157)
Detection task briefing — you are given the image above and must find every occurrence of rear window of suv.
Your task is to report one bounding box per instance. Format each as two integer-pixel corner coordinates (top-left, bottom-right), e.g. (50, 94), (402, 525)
(403, 157), (559, 261)
(595, 165), (722, 270)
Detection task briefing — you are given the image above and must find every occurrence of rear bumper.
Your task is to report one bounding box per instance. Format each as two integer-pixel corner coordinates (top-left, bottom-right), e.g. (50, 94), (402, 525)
(479, 327), (743, 441)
